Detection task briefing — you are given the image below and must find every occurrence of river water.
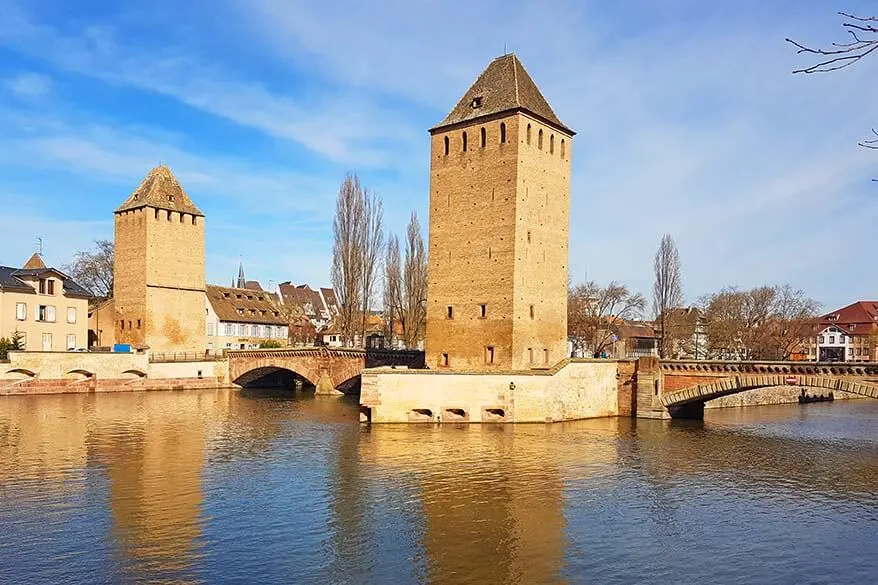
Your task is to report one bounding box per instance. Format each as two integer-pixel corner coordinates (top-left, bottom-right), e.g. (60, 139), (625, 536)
(0, 390), (875, 585)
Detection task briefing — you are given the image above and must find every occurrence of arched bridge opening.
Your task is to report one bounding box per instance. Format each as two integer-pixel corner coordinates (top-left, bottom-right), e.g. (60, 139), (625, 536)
(661, 373), (878, 419)
(233, 366), (316, 390)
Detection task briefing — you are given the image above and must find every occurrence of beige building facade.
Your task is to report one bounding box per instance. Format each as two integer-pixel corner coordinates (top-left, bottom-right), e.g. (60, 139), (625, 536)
(113, 165), (206, 352)
(425, 54), (573, 371)
(205, 285), (289, 350)
(0, 254), (91, 351)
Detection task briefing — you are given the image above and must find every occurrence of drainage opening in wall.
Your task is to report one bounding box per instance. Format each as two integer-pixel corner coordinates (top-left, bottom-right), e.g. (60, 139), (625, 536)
(483, 407), (506, 422)
(409, 408), (434, 422)
(359, 405), (372, 423)
(444, 408), (467, 421)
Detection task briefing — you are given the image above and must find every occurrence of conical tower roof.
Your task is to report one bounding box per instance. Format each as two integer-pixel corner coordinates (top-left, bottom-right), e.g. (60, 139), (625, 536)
(431, 53), (573, 135)
(22, 252), (46, 270)
(116, 165), (204, 216)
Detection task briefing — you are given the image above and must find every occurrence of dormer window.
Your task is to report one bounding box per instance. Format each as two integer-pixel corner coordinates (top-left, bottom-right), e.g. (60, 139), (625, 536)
(223, 292), (230, 298)
(168, 195), (175, 202)
(471, 96), (483, 109)
(237, 308), (244, 315)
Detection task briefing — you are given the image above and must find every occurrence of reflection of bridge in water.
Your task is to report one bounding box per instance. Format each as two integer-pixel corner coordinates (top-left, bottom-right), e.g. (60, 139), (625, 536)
(227, 347), (424, 394)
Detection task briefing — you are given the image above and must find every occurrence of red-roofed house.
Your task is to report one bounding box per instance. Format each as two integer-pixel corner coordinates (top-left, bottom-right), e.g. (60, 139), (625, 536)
(804, 301), (878, 362)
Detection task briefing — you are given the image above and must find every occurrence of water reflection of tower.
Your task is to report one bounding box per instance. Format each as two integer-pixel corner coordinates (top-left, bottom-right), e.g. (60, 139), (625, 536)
(91, 392), (220, 581)
(359, 425), (574, 585)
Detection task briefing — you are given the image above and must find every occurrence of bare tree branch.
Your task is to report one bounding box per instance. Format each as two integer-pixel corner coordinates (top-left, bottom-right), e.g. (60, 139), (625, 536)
(786, 12), (878, 74)
(64, 239), (114, 298)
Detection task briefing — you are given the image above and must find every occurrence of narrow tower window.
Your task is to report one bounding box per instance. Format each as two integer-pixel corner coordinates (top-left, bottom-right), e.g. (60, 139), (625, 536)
(500, 122), (507, 143)
(530, 304), (535, 319)
(479, 304), (487, 318)
(485, 346), (495, 365)
(446, 306), (454, 319)
(561, 139), (566, 158)
(550, 134), (555, 154)
(441, 353), (450, 367)
(480, 127), (486, 148)
(444, 136), (449, 155)
(527, 124), (532, 145)
(538, 129), (544, 150)
(462, 131), (468, 152)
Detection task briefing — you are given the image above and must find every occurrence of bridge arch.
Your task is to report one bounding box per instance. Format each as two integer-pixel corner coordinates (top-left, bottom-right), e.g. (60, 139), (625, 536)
(233, 365), (318, 389)
(662, 373), (878, 413)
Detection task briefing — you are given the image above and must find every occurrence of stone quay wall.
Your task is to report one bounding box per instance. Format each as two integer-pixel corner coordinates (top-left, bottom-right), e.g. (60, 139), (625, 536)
(1, 352), (231, 396)
(360, 359), (626, 424)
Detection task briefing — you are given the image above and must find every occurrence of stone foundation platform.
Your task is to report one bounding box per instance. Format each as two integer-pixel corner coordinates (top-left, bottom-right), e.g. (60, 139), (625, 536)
(360, 359), (633, 423)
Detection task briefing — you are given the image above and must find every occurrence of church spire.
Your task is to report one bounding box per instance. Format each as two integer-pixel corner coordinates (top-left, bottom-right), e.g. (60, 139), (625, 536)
(236, 262), (246, 288)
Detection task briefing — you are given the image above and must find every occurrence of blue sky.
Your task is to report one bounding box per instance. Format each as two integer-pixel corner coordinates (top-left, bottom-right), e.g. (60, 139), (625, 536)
(0, 0), (875, 310)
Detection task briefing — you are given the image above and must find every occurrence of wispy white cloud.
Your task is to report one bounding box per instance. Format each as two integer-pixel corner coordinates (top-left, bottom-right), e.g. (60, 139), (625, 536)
(233, 0), (878, 307)
(3, 72), (52, 99)
(0, 0), (876, 308)
(0, 1), (420, 166)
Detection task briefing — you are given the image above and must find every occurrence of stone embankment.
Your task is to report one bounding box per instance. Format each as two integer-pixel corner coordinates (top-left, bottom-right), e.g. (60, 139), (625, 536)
(0, 351), (232, 396)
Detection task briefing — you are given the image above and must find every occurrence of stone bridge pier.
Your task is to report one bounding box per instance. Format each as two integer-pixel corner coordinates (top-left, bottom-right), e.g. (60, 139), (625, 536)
(633, 358), (878, 419)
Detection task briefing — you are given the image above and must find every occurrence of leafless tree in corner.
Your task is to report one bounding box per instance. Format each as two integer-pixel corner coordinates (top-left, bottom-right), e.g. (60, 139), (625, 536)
(787, 12), (878, 178)
(402, 212), (428, 349)
(652, 234), (684, 358)
(331, 174), (364, 346)
(359, 188), (384, 345)
(65, 239), (115, 299)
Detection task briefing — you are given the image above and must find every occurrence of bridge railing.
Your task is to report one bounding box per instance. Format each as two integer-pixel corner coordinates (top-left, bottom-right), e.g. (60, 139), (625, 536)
(149, 351), (226, 363)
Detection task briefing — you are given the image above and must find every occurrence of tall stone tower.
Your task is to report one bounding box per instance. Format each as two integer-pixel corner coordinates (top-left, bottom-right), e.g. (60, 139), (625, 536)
(113, 165), (206, 352)
(425, 54), (574, 370)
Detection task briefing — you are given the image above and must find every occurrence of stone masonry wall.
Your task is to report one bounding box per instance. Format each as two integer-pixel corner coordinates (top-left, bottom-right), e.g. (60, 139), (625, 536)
(512, 113), (572, 371)
(425, 115), (518, 370)
(361, 359), (619, 423)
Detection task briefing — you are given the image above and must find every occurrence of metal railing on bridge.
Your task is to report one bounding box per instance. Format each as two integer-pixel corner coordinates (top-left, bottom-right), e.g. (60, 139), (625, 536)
(149, 351), (226, 363)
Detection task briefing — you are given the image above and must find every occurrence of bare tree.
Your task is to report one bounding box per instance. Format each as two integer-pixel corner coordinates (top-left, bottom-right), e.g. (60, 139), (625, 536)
(787, 12), (878, 177)
(359, 188), (384, 344)
(383, 234), (402, 347)
(64, 239), (114, 298)
(700, 285), (819, 360)
(568, 280), (647, 357)
(652, 234), (684, 358)
(402, 212), (428, 349)
(331, 174), (364, 346)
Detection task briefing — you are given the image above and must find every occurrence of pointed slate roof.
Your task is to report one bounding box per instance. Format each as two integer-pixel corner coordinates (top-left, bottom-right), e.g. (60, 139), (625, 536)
(115, 165), (204, 216)
(22, 252), (46, 270)
(431, 53), (573, 135)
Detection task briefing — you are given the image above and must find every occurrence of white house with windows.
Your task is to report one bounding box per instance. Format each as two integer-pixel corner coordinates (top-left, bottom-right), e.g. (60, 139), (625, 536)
(204, 285), (289, 351)
(804, 301), (878, 362)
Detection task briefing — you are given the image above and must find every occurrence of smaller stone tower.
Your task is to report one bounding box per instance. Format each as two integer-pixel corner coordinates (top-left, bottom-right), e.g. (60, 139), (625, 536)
(113, 165), (206, 352)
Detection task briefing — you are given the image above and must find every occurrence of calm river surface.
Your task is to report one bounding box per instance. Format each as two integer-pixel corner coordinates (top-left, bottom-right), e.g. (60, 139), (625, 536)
(0, 390), (876, 585)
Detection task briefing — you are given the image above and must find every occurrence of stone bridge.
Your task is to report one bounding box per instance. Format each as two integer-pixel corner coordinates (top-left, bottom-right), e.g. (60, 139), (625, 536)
(634, 358), (878, 419)
(226, 347), (425, 394)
